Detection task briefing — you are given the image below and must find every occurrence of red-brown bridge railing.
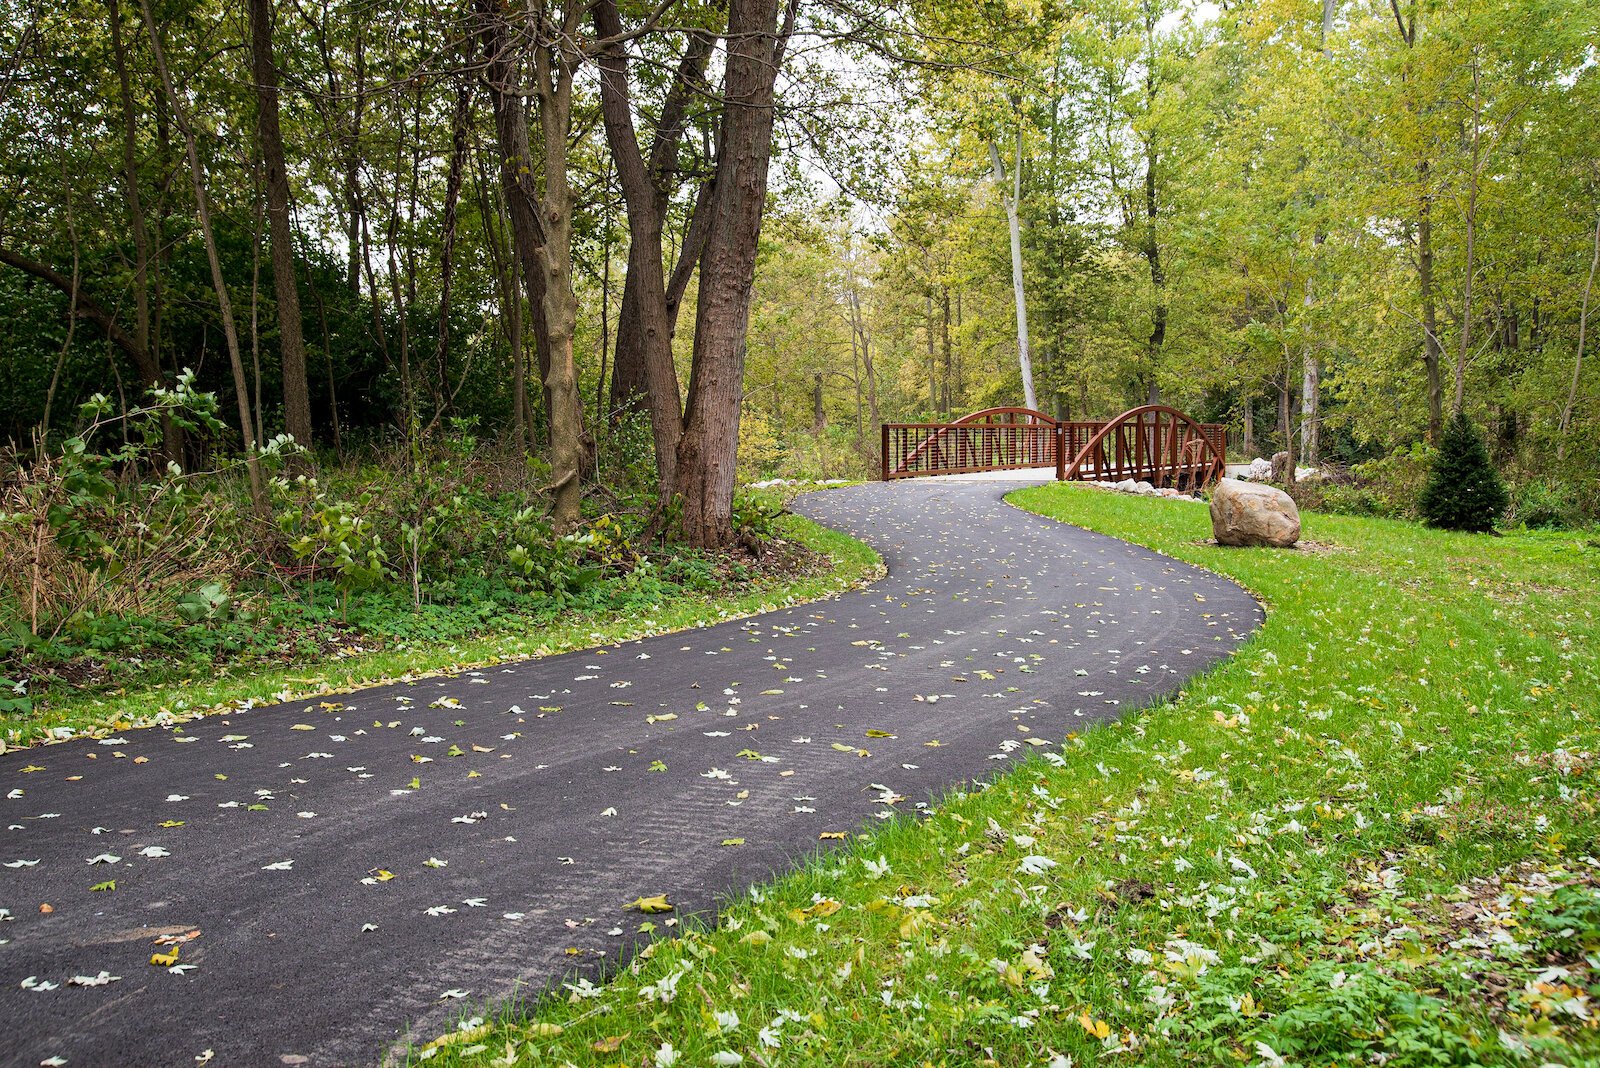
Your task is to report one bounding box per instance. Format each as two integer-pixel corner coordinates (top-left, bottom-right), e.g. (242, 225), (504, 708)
(881, 405), (1227, 490)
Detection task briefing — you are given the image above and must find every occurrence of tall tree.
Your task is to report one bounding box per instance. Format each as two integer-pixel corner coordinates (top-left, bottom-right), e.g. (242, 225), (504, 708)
(138, 0), (265, 511)
(478, 0), (592, 531)
(989, 127), (1037, 411)
(594, 0), (717, 494)
(672, 0), (794, 546)
(247, 0), (313, 447)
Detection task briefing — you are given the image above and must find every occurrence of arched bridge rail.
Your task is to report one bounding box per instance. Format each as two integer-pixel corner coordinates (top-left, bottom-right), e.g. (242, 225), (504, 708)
(882, 404), (1226, 491)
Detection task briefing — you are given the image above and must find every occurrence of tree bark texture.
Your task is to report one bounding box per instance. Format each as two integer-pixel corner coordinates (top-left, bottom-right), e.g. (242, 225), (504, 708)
(248, 0), (314, 447)
(671, 0), (791, 548)
(478, 0), (589, 531)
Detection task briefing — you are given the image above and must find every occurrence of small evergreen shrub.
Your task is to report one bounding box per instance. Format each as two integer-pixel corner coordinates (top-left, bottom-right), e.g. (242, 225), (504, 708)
(1418, 411), (1509, 532)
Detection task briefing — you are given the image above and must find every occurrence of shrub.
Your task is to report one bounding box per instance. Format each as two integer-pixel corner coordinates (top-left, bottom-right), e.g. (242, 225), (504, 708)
(1348, 444), (1433, 521)
(1506, 477), (1583, 530)
(731, 489), (785, 542)
(1418, 411), (1509, 532)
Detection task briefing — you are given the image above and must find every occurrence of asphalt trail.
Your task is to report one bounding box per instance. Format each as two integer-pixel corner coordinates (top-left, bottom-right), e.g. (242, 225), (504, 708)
(0, 479), (1261, 1067)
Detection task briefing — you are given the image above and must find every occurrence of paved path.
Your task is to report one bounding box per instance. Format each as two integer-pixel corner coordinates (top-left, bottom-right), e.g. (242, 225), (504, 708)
(0, 480), (1261, 1067)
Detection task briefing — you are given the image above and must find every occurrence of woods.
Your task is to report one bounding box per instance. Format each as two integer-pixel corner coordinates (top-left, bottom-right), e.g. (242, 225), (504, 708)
(4, 0), (1600, 662)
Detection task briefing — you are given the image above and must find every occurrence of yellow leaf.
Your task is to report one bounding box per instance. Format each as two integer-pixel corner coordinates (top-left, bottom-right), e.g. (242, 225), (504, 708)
(625, 894), (674, 914)
(591, 1034), (628, 1054)
(865, 729), (895, 738)
(371, 869), (395, 882)
(159, 820), (184, 828)
(528, 1023), (563, 1037)
(819, 831), (847, 840)
(740, 930), (772, 946)
(720, 838), (745, 847)
(290, 724), (316, 731)
(1079, 1013), (1111, 1040)
(150, 945), (180, 967)
(898, 911), (931, 938)
(830, 742), (855, 752)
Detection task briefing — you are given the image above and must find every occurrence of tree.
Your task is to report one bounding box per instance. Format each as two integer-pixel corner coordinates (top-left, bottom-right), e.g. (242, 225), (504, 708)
(477, 0), (593, 532)
(671, 0), (795, 547)
(989, 128), (1036, 410)
(138, 0), (266, 513)
(594, 0), (717, 496)
(1419, 410), (1508, 531)
(247, 0), (313, 447)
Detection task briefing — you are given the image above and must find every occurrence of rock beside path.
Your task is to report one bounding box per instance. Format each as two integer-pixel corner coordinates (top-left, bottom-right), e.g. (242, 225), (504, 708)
(1210, 477), (1300, 547)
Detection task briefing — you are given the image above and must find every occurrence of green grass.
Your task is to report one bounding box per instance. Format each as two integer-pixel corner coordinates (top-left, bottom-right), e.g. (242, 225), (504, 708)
(408, 482), (1600, 1068)
(1, 513), (881, 753)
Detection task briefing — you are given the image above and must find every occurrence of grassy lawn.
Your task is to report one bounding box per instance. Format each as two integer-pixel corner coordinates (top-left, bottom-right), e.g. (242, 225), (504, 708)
(0, 513), (880, 753)
(410, 482), (1600, 1067)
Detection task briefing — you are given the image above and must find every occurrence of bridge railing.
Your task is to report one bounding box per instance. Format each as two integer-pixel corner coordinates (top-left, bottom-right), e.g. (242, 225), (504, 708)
(881, 405), (1227, 488)
(880, 420), (1059, 479)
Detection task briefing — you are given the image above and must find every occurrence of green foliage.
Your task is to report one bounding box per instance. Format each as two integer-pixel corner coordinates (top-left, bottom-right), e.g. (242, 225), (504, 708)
(0, 676), (31, 716)
(1506, 477), (1587, 530)
(1419, 411), (1510, 532)
(731, 489), (785, 541)
(173, 583), (234, 624)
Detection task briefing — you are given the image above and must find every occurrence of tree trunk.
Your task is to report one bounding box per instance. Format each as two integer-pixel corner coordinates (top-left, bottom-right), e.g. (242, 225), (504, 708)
(1142, 149), (1165, 408)
(478, 0), (589, 531)
(672, 0), (791, 548)
(990, 132), (1036, 410)
(1242, 390), (1256, 456)
(248, 0), (313, 448)
(1453, 52), (1483, 417)
(428, 78), (472, 431)
(937, 287), (949, 415)
(1558, 215), (1600, 458)
(1299, 355), (1319, 464)
(140, 0), (265, 512)
(595, 0), (716, 493)
(107, 0), (180, 460)
(1418, 159), (1443, 441)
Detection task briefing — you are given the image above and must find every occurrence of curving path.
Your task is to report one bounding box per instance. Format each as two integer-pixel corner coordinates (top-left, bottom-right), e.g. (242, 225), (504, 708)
(0, 479), (1261, 1067)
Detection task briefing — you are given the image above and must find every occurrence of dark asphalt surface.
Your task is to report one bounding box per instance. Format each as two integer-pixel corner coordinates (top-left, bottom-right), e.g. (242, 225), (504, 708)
(0, 479), (1261, 1067)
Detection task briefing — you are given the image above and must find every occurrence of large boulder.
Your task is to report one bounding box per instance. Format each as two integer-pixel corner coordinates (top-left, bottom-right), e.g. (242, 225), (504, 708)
(1210, 477), (1300, 547)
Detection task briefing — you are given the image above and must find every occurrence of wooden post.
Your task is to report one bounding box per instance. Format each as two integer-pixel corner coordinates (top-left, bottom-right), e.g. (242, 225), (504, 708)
(880, 422), (890, 480)
(1054, 422), (1065, 481)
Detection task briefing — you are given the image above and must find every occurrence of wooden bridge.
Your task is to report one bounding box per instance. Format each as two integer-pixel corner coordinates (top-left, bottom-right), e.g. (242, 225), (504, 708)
(881, 405), (1227, 490)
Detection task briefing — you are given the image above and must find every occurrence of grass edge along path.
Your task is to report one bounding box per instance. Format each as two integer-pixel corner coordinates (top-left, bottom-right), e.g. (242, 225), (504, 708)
(409, 482), (1600, 1068)
(1, 513), (882, 754)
